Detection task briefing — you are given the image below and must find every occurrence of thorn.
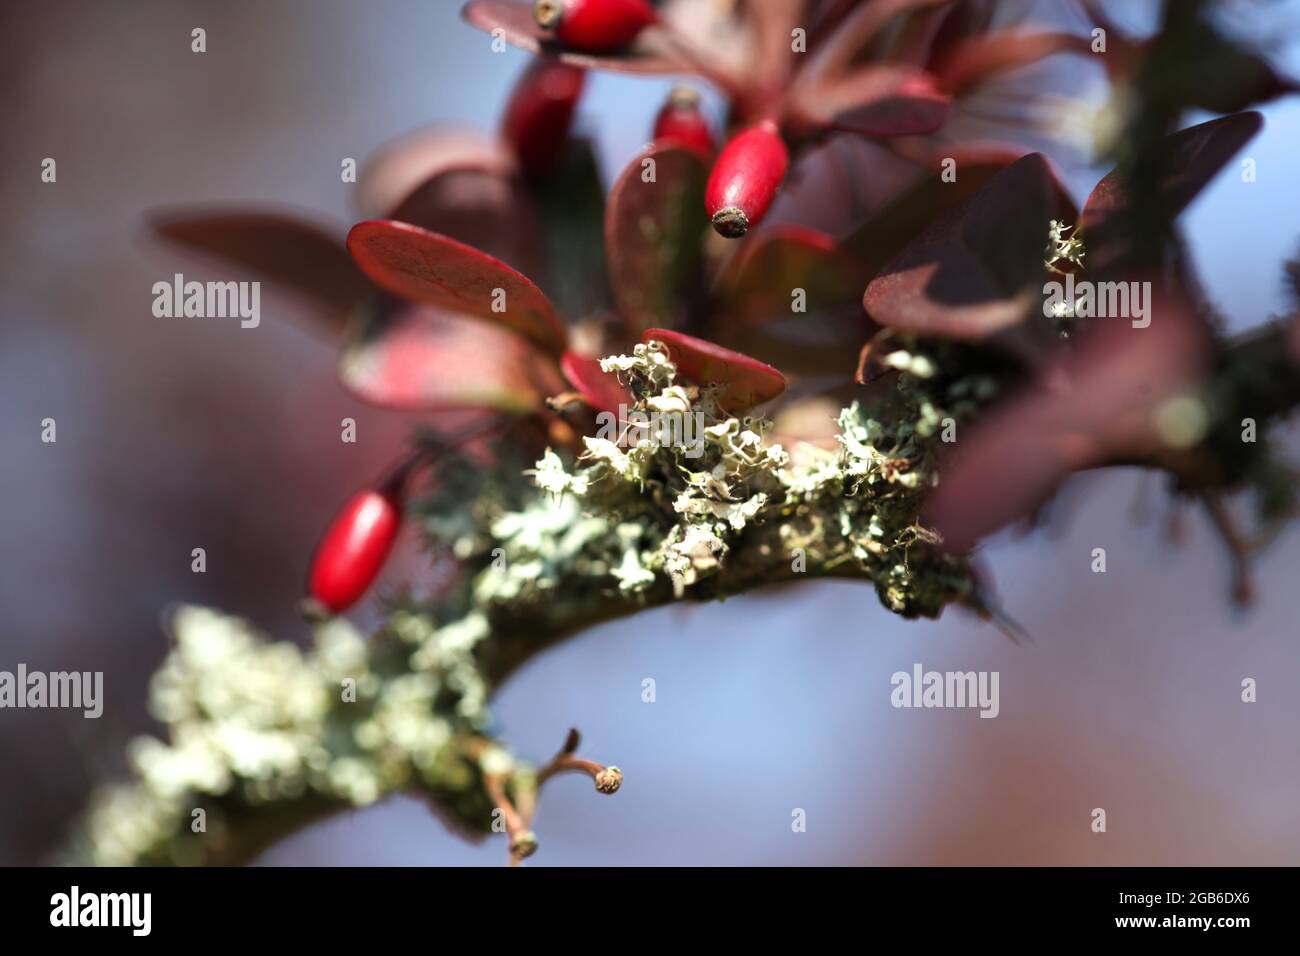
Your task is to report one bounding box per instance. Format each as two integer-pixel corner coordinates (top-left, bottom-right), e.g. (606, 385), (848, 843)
(980, 602), (1033, 646)
(561, 727), (581, 755)
(537, 737), (624, 795)
(1200, 492), (1256, 611)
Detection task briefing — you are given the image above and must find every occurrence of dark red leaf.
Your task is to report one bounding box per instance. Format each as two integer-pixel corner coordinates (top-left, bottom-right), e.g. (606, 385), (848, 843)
(357, 126), (541, 275)
(759, 135), (924, 237)
(1081, 112), (1263, 274)
(789, 66), (950, 137)
(744, 0), (805, 87)
(461, 0), (692, 74)
(841, 148), (1025, 277)
(606, 142), (709, 334)
(924, 0), (998, 72)
(147, 208), (370, 328)
(933, 30), (1090, 95)
(800, 0), (951, 87)
(560, 350), (629, 415)
(356, 127), (515, 224)
(1181, 41), (1297, 114)
(862, 153), (1073, 343)
(387, 168), (542, 277)
(347, 219), (566, 353)
(923, 287), (1211, 552)
(718, 224), (872, 326)
(640, 328), (787, 413)
(340, 302), (557, 412)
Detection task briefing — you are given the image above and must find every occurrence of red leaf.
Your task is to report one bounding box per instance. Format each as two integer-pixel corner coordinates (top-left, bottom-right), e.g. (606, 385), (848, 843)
(356, 126), (516, 223)
(561, 350), (629, 416)
(744, 0), (805, 87)
(925, 0), (999, 72)
(758, 135), (924, 237)
(347, 219), (566, 353)
(841, 148), (1025, 277)
(355, 127), (540, 274)
(800, 0), (952, 87)
(862, 153), (1073, 343)
(461, 0), (692, 74)
(640, 328), (787, 413)
(933, 30), (1091, 96)
(790, 66), (950, 137)
(389, 168), (543, 277)
(340, 303), (557, 412)
(605, 141), (709, 334)
(147, 208), (370, 328)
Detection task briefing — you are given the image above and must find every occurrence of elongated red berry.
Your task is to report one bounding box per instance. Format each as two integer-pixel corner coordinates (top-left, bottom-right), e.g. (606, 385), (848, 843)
(307, 480), (403, 615)
(502, 58), (586, 178)
(705, 119), (789, 238)
(653, 86), (714, 158)
(533, 0), (657, 53)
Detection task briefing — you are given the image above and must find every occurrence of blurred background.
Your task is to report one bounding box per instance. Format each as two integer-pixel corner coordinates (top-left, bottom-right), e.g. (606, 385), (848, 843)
(2, 0), (1298, 865)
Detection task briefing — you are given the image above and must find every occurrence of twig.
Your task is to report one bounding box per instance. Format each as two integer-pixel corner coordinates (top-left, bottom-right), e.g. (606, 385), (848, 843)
(535, 728), (623, 794)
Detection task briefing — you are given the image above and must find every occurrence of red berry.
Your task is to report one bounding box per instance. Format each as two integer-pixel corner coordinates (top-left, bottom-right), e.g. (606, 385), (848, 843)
(705, 119), (789, 239)
(653, 86), (714, 158)
(307, 483), (403, 614)
(501, 58), (586, 178)
(533, 0), (657, 53)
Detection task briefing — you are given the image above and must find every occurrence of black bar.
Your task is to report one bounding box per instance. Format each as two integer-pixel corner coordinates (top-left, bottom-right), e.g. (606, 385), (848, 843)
(0, 867), (1286, 940)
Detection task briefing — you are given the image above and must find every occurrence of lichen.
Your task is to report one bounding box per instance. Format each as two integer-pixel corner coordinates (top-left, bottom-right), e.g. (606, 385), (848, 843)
(68, 345), (984, 865)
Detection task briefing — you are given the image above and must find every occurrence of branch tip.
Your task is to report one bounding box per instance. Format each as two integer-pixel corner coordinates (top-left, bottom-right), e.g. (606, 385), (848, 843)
(595, 766), (623, 795)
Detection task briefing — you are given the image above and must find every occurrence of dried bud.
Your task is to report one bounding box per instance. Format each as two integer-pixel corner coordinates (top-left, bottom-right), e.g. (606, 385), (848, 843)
(509, 830), (539, 859)
(534, 0), (657, 53)
(594, 766), (623, 794)
(502, 57), (586, 178)
(705, 119), (789, 238)
(653, 86), (714, 158)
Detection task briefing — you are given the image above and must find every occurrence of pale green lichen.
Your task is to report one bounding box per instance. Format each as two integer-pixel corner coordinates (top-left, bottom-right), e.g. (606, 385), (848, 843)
(69, 344), (985, 866)
(1045, 218), (1086, 275)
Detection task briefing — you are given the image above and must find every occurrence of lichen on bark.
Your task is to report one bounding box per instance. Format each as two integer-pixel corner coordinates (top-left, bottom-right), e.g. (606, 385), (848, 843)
(67, 344), (984, 866)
